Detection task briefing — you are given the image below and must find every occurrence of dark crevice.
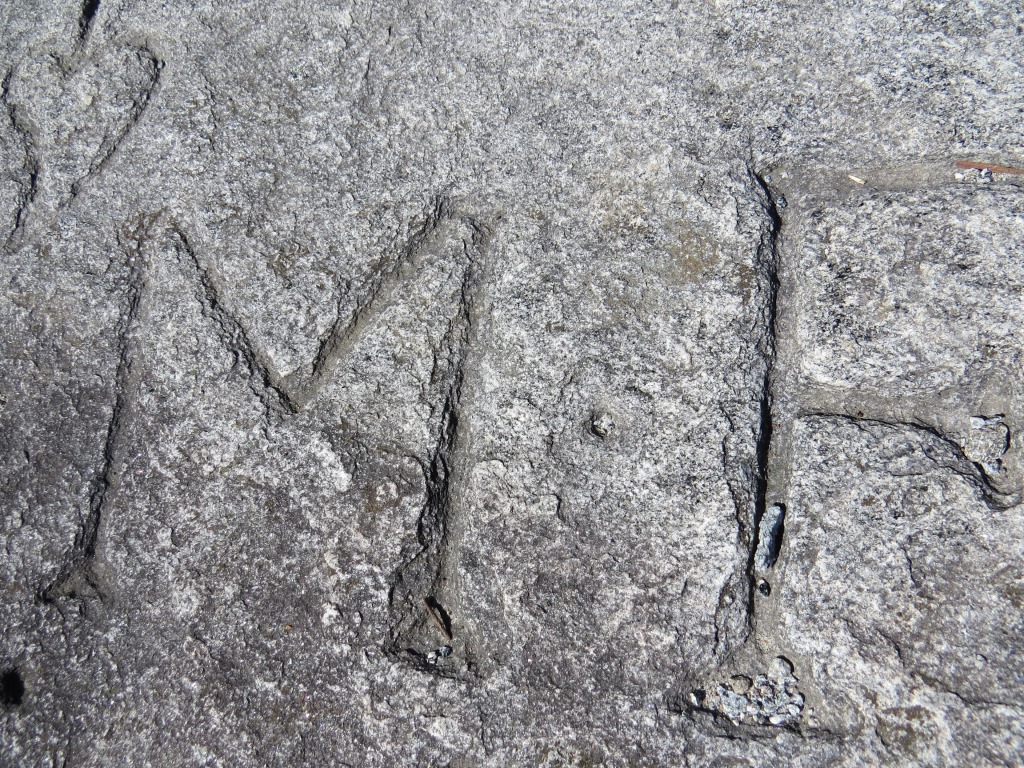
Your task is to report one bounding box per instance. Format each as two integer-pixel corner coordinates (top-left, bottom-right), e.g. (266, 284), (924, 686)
(755, 502), (785, 571)
(1, 667), (24, 707)
(423, 596), (454, 641)
(675, 694), (843, 742)
(78, 0), (101, 43)
(747, 169), (783, 619)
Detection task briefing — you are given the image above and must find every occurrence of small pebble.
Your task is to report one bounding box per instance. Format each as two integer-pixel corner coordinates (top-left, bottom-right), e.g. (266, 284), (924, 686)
(730, 675), (752, 695)
(590, 411), (615, 438)
(769, 656), (795, 679)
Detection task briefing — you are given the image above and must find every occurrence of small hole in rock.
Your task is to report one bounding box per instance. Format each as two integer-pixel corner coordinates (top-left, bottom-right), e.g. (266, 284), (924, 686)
(81, 0), (100, 26)
(1, 667), (25, 707)
(78, 0), (101, 41)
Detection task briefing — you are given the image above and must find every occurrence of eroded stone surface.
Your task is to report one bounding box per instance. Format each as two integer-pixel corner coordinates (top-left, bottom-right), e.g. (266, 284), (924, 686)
(2, 0), (1023, 765)
(792, 185), (1024, 394)
(775, 178), (1024, 502)
(771, 417), (1024, 765)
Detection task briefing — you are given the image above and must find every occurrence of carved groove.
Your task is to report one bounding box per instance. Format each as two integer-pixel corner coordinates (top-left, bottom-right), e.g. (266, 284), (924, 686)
(746, 169), (783, 628)
(44, 200), (492, 667)
(41, 216), (156, 608)
(170, 196), (481, 416)
(173, 226), (296, 417)
(68, 47), (163, 202)
(1, 41), (163, 250)
(383, 213), (488, 679)
(0, 68), (40, 250)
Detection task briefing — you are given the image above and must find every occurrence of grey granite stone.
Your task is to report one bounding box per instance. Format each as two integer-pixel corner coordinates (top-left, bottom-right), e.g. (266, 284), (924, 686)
(770, 417), (1024, 765)
(1, 0), (1023, 765)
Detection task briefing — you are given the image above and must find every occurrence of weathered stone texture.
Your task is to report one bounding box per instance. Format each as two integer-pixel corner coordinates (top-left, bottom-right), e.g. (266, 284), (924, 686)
(2, 0), (1023, 765)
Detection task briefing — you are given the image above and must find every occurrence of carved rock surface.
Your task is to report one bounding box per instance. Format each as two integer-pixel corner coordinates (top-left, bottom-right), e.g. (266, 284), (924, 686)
(772, 417), (1024, 766)
(2, 1), (1022, 766)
